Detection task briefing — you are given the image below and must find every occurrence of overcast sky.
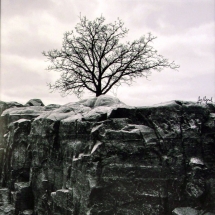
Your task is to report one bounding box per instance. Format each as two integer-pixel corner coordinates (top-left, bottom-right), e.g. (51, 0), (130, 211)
(1, 0), (215, 106)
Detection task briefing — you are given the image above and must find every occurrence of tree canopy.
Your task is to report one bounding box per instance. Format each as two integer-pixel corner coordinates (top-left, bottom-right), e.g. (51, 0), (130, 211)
(43, 15), (179, 97)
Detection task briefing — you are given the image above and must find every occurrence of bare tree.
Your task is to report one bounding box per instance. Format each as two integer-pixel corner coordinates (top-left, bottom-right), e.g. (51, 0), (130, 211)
(43, 15), (179, 97)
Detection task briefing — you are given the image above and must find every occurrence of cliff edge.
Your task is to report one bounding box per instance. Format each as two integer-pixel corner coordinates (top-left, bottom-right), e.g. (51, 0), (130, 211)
(0, 95), (214, 215)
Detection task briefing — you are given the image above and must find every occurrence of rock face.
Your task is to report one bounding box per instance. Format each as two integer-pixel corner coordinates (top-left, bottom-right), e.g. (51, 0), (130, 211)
(0, 95), (214, 215)
(25, 99), (44, 107)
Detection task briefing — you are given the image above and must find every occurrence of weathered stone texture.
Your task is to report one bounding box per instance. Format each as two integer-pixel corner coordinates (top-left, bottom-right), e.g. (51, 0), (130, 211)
(0, 96), (214, 215)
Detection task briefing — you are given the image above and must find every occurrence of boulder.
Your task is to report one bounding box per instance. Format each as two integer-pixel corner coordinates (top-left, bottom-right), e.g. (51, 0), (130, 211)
(77, 97), (97, 108)
(1, 106), (47, 124)
(94, 95), (123, 107)
(25, 99), (44, 106)
(6, 101), (24, 108)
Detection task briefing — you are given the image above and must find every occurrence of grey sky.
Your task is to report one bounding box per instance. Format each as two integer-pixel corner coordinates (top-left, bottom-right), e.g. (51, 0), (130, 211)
(1, 0), (215, 106)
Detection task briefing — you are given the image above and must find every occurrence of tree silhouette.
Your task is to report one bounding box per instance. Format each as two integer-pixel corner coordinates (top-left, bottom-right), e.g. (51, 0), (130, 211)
(43, 15), (179, 97)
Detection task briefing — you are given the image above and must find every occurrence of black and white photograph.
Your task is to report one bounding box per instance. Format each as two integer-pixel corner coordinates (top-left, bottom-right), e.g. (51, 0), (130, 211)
(0, 0), (215, 214)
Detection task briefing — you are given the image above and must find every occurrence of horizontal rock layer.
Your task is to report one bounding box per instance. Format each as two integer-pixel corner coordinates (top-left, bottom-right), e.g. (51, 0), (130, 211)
(0, 95), (214, 215)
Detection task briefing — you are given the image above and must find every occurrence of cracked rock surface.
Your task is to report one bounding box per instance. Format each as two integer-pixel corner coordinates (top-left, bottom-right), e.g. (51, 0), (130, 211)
(0, 95), (215, 215)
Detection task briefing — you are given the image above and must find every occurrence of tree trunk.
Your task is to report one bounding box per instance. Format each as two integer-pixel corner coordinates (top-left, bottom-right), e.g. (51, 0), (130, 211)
(96, 91), (102, 97)
(96, 81), (102, 97)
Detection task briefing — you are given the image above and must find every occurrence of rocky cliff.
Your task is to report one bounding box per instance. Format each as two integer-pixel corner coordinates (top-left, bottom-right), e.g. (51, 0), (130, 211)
(0, 96), (214, 215)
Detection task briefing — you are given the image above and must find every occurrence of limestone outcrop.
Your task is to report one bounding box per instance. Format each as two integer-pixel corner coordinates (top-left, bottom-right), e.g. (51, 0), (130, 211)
(0, 95), (214, 215)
